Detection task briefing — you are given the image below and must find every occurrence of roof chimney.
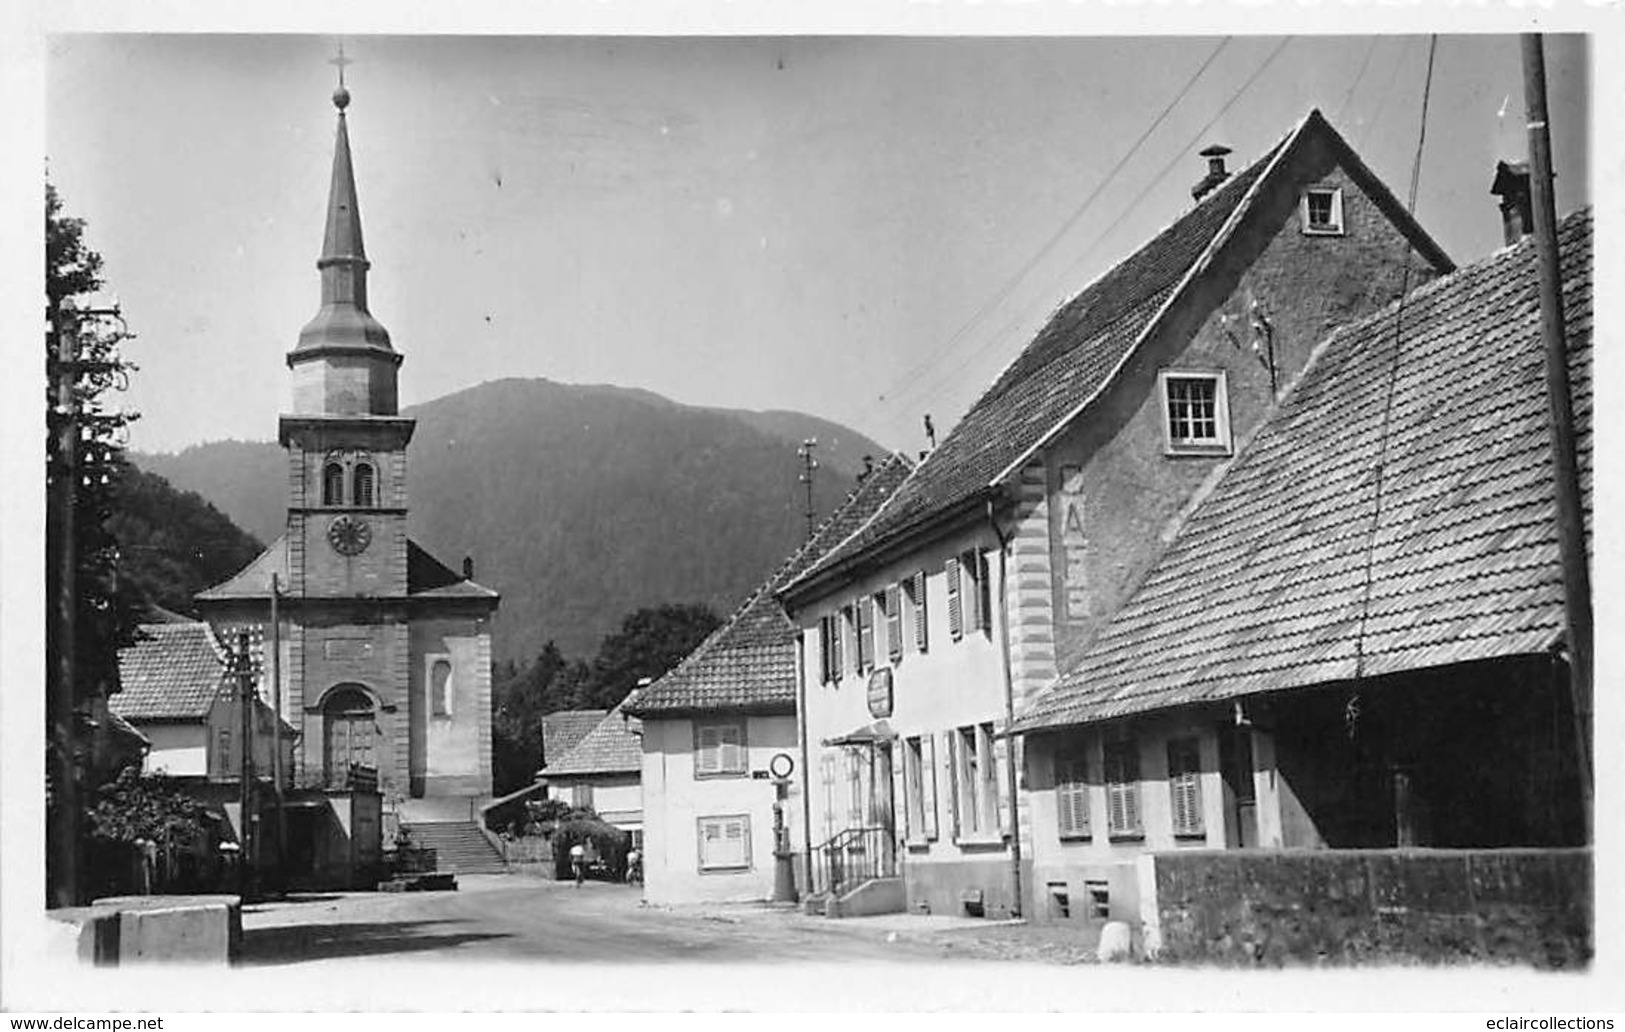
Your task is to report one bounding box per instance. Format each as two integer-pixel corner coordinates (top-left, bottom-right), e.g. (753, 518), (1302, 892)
(1191, 144), (1233, 202)
(462, 556), (474, 580)
(1490, 160), (1533, 246)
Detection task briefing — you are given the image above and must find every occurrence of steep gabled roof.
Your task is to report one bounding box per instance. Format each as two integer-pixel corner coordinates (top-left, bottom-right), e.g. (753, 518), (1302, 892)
(626, 453), (914, 718)
(1015, 208), (1591, 733)
(540, 709), (609, 769)
(540, 704), (642, 778)
(111, 622), (230, 722)
(791, 110), (1451, 595)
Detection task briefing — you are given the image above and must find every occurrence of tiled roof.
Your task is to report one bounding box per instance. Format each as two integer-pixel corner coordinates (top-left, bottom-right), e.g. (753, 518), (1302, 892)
(1015, 208), (1592, 732)
(196, 534), (497, 600)
(626, 454), (914, 717)
(111, 622), (230, 721)
(793, 111), (1450, 591)
(540, 705), (643, 778)
(541, 709), (608, 768)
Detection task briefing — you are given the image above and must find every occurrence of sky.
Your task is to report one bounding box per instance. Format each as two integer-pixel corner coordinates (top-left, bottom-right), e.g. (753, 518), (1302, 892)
(44, 33), (1589, 458)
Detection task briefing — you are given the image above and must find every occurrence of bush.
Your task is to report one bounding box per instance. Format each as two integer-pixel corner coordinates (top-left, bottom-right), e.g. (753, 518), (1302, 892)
(552, 814), (630, 880)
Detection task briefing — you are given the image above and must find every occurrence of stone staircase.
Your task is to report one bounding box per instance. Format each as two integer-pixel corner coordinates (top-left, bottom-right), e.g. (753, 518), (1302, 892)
(400, 820), (507, 875)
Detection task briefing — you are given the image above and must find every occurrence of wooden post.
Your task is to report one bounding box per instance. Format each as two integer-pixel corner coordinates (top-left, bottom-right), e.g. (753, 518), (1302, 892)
(49, 302), (80, 908)
(1522, 33), (1593, 843)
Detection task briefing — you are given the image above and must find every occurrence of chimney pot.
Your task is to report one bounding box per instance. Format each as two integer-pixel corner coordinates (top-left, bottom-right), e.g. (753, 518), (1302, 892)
(1490, 160), (1534, 246)
(1192, 144), (1234, 201)
(462, 556), (474, 580)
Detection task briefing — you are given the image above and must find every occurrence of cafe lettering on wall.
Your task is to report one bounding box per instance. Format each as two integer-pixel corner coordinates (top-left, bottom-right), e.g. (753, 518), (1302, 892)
(867, 668), (894, 718)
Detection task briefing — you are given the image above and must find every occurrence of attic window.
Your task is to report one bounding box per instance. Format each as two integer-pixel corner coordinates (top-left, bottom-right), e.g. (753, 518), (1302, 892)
(1159, 370), (1232, 456)
(1302, 187), (1345, 235)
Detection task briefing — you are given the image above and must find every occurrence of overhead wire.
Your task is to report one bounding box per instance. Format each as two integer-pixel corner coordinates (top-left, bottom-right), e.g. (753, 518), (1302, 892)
(870, 35), (1296, 440)
(854, 37), (1235, 430)
(1334, 36), (1382, 124)
(1352, 34), (1439, 684)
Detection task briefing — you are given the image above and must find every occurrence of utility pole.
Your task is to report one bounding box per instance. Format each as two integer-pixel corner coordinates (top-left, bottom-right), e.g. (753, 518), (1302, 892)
(796, 439), (818, 541)
(48, 300), (80, 908)
(269, 574), (285, 885)
(235, 629), (258, 898)
(1522, 34), (1593, 842)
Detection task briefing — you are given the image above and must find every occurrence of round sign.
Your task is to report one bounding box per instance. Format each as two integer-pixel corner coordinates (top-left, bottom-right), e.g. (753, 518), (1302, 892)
(768, 752), (795, 779)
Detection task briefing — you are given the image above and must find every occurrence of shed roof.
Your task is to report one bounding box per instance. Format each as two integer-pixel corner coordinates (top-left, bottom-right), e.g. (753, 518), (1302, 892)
(789, 110), (1450, 596)
(196, 535), (497, 601)
(540, 705), (643, 778)
(1015, 207), (1592, 732)
(111, 622), (230, 721)
(625, 453), (913, 718)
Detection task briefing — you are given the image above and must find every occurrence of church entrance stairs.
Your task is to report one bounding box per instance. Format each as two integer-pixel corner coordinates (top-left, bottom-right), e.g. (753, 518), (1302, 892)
(401, 820), (507, 875)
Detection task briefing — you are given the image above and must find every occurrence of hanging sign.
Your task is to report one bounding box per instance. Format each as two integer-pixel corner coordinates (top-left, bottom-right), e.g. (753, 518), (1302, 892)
(867, 668), (894, 718)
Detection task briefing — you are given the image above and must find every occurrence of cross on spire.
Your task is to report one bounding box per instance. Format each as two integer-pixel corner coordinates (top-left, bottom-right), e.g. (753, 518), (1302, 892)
(330, 42), (352, 110)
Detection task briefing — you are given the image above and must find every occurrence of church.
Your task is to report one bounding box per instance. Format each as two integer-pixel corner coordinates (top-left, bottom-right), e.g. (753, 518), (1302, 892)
(196, 77), (500, 881)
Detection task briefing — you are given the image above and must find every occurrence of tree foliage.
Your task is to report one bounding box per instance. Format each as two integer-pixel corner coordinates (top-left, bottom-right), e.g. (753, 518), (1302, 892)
(490, 603), (720, 795)
(45, 182), (144, 706)
(109, 466), (264, 618)
(86, 767), (208, 846)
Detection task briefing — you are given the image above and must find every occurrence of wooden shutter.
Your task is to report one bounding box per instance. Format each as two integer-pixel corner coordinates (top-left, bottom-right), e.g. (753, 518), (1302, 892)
(831, 610), (844, 681)
(1056, 756), (1090, 838)
(719, 723), (744, 773)
(1168, 739), (1204, 836)
(856, 597), (873, 672)
(817, 617), (831, 684)
(886, 586), (903, 662)
(820, 754), (836, 839)
(922, 733), (939, 840)
(993, 726), (1012, 838)
(978, 551), (994, 633)
(1105, 741), (1141, 836)
(696, 724), (721, 775)
(913, 571), (929, 652)
(944, 731), (961, 838)
(946, 557), (963, 639)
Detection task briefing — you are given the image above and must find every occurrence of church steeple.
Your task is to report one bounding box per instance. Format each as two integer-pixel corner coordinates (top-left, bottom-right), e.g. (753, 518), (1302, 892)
(287, 72), (402, 417)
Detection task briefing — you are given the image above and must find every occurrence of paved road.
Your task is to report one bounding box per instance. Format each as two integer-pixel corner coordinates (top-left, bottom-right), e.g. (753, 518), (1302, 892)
(241, 874), (1060, 966)
(240, 874), (1105, 968)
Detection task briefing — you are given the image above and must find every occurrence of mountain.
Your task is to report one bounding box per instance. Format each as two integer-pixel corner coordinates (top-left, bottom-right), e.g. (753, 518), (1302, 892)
(132, 378), (891, 662)
(108, 465), (265, 620)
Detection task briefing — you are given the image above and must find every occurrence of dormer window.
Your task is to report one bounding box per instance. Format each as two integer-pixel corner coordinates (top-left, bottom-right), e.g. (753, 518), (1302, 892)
(322, 462), (345, 506)
(1302, 187), (1345, 235)
(353, 462), (375, 507)
(1160, 370), (1232, 456)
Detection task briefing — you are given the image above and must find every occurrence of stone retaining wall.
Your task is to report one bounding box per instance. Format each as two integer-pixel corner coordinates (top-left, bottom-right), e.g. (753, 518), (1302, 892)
(1140, 848), (1591, 968)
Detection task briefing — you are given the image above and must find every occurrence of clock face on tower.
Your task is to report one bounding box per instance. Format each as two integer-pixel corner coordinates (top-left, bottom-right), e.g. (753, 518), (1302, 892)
(327, 514), (372, 556)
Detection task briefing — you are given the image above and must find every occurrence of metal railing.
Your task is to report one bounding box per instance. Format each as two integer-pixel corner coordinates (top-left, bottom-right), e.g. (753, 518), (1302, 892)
(813, 825), (896, 899)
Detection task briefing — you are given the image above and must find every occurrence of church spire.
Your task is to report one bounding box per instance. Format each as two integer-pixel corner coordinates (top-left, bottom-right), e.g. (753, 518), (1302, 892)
(288, 60), (402, 416)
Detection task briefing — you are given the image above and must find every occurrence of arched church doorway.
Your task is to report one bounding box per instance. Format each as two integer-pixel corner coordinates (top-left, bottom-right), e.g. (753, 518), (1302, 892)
(323, 685), (378, 789)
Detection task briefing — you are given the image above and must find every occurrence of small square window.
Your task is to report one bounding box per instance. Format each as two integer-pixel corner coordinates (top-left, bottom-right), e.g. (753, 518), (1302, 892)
(1302, 187), (1345, 235)
(1160, 371), (1232, 455)
(697, 814), (751, 871)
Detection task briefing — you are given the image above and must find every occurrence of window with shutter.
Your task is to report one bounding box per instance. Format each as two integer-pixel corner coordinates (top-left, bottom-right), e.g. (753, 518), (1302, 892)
(1167, 738), (1205, 837)
(572, 782), (594, 810)
(856, 597), (874, 672)
(838, 605), (853, 677)
(946, 557), (962, 639)
(885, 586), (903, 662)
(977, 723), (1000, 834)
(1055, 755), (1090, 839)
(820, 754), (837, 838)
(1104, 740), (1142, 837)
(960, 553), (979, 633)
(694, 720), (747, 778)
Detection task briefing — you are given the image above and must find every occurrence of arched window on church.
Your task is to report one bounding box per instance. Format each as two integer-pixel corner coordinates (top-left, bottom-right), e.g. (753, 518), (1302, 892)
(430, 657), (453, 717)
(322, 462), (345, 506)
(353, 462), (375, 508)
